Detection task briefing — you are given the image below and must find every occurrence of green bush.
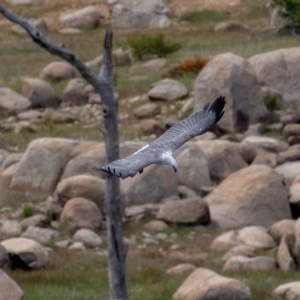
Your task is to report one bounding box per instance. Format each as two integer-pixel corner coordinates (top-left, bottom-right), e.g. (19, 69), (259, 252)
(272, 0), (300, 32)
(264, 94), (279, 111)
(128, 33), (181, 61)
(21, 204), (34, 219)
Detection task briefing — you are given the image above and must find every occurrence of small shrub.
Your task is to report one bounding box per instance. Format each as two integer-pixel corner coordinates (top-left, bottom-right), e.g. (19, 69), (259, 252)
(273, 0), (300, 22)
(128, 33), (181, 61)
(181, 9), (228, 24)
(263, 127), (281, 137)
(264, 94), (279, 111)
(163, 56), (210, 78)
(21, 204), (34, 219)
(271, 0), (300, 33)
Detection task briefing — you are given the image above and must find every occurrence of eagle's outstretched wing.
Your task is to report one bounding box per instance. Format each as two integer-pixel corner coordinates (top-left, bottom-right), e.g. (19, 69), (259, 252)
(100, 96), (225, 179)
(100, 144), (163, 179)
(151, 96), (225, 151)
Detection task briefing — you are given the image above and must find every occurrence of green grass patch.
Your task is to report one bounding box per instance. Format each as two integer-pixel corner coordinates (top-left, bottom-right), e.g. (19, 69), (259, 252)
(244, 2), (270, 20)
(181, 9), (228, 24)
(224, 269), (300, 300)
(173, 72), (197, 92)
(8, 225), (300, 300)
(179, 30), (300, 59)
(9, 249), (109, 300)
(115, 66), (162, 99)
(2, 121), (101, 151)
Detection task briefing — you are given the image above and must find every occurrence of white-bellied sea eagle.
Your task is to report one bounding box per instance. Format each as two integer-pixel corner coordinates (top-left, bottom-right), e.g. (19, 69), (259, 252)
(100, 96), (225, 179)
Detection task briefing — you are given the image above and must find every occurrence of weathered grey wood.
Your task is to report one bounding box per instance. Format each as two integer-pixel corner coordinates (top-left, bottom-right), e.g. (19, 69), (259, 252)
(99, 31), (128, 300)
(0, 4), (127, 300)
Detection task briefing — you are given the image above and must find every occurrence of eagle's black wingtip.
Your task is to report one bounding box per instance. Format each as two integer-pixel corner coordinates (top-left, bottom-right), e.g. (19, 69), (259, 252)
(97, 164), (130, 179)
(98, 165), (110, 174)
(211, 95), (226, 122)
(214, 95), (226, 108)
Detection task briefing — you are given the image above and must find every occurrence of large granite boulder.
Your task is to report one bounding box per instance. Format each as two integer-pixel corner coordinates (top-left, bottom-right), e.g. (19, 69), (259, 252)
(72, 228), (102, 248)
(112, 0), (171, 28)
(60, 197), (102, 234)
(133, 103), (161, 119)
(0, 269), (23, 300)
(7, 141), (104, 199)
(1, 237), (49, 269)
(54, 174), (106, 209)
(173, 267), (251, 300)
(121, 164), (178, 206)
(157, 197), (210, 225)
(276, 161), (300, 186)
(10, 138), (80, 194)
(22, 77), (61, 108)
(193, 140), (248, 182)
(206, 164), (291, 228)
(61, 143), (106, 179)
(62, 78), (89, 106)
(148, 78), (188, 101)
(249, 47), (300, 104)
(0, 87), (31, 113)
(0, 220), (22, 241)
(21, 226), (58, 245)
(40, 61), (79, 82)
(273, 281), (300, 300)
(223, 255), (277, 271)
(211, 226), (276, 252)
(176, 145), (211, 192)
(277, 235), (297, 271)
(194, 52), (269, 132)
(59, 6), (100, 30)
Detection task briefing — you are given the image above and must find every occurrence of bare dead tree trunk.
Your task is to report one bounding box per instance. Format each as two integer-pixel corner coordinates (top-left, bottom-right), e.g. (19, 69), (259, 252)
(0, 5), (127, 300)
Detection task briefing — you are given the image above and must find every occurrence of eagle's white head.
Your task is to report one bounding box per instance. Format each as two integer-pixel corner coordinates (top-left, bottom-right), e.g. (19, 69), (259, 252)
(159, 151), (178, 173)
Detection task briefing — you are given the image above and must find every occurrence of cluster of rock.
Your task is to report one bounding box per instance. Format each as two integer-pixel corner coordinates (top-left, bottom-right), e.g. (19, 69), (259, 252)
(110, 0), (171, 28)
(0, 131), (300, 298)
(5, 0), (171, 31)
(194, 47), (300, 132)
(0, 48), (132, 133)
(1, 7), (300, 295)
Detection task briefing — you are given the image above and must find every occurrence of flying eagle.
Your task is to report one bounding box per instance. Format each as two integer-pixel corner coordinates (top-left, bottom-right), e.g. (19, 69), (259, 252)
(100, 96), (225, 179)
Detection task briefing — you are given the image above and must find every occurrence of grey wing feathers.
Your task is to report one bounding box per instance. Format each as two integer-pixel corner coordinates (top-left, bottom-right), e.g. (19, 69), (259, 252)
(100, 146), (159, 179)
(100, 96), (225, 179)
(152, 96), (225, 151)
(100, 158), (130, 179)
